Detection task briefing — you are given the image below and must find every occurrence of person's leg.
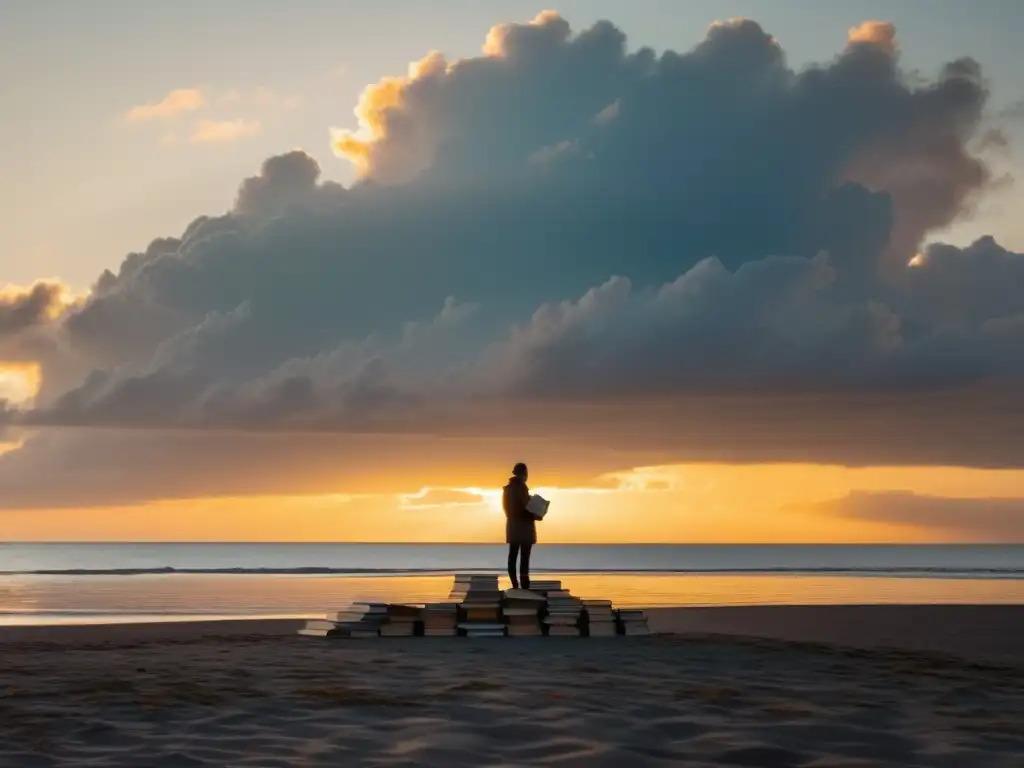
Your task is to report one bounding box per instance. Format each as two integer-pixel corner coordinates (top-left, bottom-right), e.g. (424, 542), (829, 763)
(507, 543), (520, 589)
(520, 543), (532, 590)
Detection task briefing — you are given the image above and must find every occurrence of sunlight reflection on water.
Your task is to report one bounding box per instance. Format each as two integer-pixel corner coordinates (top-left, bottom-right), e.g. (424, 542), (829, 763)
(2, 572), (1023, 625)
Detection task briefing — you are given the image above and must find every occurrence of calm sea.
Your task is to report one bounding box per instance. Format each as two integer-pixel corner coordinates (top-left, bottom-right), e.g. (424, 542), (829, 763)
(1, 543), (1023, 626)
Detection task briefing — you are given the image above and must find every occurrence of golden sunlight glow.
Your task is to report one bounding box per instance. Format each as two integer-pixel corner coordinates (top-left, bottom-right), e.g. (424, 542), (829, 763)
(330, 51), (447, 181)
(0, 361), (42, 405)
(0, 279), (79, 319)
(462, 488), (504, 516)
(6, 462), (1024, 543)
(908, 252), (927, 267)
(398, 486), (492, 510)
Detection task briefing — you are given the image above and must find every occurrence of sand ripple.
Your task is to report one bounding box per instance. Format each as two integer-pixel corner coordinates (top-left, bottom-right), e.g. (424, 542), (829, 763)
(2, 633), (1023, 766)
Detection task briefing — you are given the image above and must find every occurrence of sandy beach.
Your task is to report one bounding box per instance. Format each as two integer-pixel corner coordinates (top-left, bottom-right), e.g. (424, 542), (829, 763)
(2, 606), (1023, 767)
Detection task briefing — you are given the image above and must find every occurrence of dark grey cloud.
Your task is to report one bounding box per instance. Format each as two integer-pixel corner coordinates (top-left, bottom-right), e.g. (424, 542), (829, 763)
(0, 282), (67, 336)
(234, 151), (347, 219)
(491, 239), (1024, 400)
(901, 236), (1024, 326)
(7, 384), (1024, 510)
(0, 427), (631, 509)
(36, 295), (480, 429)
(38, 233), (1023, 434)
(809, 490), (1024, 541)
(1, 11), (1023, 508)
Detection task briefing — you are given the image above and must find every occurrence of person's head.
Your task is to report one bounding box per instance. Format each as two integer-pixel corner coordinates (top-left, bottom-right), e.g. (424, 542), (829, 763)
(512, 462), (528, 481)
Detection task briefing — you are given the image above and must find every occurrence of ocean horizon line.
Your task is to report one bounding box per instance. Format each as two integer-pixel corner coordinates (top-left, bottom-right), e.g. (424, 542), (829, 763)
(3, 542), (1022, 547)
(4, 565), (1024, 578)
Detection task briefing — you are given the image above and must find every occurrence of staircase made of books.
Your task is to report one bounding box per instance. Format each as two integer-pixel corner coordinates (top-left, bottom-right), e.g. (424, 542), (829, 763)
(296, 574), (651, 638)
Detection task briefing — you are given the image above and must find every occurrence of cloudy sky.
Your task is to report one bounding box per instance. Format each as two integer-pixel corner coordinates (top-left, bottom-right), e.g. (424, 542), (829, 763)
(2, 1), (1024, 542)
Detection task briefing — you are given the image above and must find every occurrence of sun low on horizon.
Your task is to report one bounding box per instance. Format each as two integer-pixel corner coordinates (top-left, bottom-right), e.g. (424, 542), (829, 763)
(2, 2), (1024, 545)
(6, 462), (1024, 543)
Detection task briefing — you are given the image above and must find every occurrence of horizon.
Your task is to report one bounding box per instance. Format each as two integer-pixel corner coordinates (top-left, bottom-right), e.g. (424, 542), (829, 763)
(6, 541), (1021, 546)
(3, 2), (1024, 545)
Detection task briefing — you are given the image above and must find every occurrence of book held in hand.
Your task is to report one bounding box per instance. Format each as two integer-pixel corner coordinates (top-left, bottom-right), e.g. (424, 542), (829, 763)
(526, 494), (550, 519)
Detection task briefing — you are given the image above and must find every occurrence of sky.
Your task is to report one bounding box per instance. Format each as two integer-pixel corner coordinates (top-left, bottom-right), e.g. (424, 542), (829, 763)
(1, 1), (1024, 542)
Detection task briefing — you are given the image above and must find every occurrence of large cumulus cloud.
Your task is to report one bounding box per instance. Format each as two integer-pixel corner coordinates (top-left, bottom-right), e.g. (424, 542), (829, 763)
(333, 13), (992, 274)
(2, 12), (1023, 507)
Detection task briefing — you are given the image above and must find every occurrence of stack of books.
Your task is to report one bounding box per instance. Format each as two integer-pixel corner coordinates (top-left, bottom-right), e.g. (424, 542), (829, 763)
(296, 619), (349, 638)
(422, 602), (459, 637)
(448, 574), (499, 602)
(582, 599), (617, 637)
(378, 603), (423, 636)
(296, 602), (390, 638)
(527, 579), (563, 596)
(616, 608), (652, 636)
(503, 588), (545, 637)
(543, 588), (583, 637)
(450, 573), (506, 637)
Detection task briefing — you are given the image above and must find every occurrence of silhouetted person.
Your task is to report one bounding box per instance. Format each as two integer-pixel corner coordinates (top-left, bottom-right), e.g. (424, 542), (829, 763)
(503, 462), (536, 590)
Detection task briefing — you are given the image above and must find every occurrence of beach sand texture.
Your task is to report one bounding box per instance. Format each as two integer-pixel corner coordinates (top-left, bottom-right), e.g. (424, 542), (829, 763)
(2, 606), (1023, 767)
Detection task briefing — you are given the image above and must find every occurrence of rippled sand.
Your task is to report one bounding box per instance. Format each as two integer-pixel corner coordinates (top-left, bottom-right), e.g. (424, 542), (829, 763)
(2, 606), (1023, 767)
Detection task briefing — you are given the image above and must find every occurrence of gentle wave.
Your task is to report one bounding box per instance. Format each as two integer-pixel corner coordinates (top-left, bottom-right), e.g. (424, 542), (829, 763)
(3, 566), (1024, 577)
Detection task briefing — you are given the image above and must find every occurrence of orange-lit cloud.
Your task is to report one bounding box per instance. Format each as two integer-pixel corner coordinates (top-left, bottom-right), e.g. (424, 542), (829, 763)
(190, 118), (261, 143)
(332, 10), (579, 182)
(482, 9), (568, 57)
(400, 487), (487, 508)
(847, 21), (898, 55)
(332, 11), (576, 182)
(331, 51), (448, 182)
(707, 17), (781, 49)
(125, 88), (205, 122)
(0, 280), (76, 333)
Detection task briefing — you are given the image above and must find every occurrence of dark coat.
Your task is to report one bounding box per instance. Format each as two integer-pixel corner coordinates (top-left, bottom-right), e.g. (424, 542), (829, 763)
(503, 476), (537, 545)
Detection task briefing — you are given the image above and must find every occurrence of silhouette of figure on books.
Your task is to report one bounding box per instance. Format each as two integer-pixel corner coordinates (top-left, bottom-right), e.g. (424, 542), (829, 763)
(503, 462), (537, 590)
